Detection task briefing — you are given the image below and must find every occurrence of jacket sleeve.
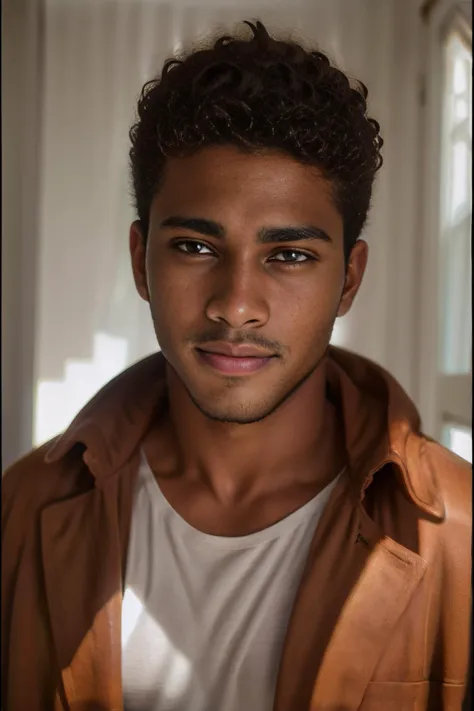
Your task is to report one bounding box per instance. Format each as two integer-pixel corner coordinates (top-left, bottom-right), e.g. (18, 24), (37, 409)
(429, 442), (472, 709)
(462, 622), (472, 711)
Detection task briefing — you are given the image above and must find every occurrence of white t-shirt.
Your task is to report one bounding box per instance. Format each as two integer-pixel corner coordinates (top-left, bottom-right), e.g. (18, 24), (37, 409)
(122, 453), (341, 711)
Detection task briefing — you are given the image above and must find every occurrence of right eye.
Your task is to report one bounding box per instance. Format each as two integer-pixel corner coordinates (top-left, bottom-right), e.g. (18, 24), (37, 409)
(172, 240), (214, 256)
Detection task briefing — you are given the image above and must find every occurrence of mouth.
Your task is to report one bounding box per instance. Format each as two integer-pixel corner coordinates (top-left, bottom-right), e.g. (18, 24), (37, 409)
(195, 344), (277, 375)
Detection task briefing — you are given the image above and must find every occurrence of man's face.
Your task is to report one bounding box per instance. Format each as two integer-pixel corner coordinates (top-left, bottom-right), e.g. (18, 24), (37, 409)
(131, 145), (367, 424)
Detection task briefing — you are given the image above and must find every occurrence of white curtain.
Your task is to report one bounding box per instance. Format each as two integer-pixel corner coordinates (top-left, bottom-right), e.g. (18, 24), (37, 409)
(3, 0), (426, 459)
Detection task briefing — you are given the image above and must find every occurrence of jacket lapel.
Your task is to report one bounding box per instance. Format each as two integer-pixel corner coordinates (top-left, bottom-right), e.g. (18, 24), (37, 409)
(273, 474), (427, 711)
(41, 476), (128, 711)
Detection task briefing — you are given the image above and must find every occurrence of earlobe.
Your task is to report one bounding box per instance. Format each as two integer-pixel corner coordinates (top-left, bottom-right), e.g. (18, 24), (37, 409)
(129, 220), (150, 303)
(336, 240), (368, 317)
(336, 282), (353, 318)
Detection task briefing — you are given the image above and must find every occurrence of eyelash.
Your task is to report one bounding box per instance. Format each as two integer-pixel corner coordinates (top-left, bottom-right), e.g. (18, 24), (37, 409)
(171, 239), (318, 265)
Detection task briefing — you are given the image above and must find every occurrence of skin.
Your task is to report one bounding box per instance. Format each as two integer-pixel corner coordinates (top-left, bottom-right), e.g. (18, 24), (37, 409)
(130, 145), (367, 535)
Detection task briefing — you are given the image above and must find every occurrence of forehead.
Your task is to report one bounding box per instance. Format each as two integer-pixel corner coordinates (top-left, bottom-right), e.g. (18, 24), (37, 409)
(150, 146), (343, 238)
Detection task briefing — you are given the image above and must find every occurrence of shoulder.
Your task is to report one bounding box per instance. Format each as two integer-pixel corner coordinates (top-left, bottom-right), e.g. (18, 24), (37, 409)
(416, 437), (472, 600)
(423, 437), (472, 526)
(2, 439), (92, 534)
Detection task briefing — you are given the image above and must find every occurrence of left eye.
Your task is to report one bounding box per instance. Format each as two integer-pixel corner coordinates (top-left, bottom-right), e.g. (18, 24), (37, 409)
(270, 250), (313, 264)
(174, 240), (214, 255)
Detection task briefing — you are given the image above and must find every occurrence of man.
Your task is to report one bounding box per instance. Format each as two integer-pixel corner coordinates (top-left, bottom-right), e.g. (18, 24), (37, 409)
(2, 20), (471, 711)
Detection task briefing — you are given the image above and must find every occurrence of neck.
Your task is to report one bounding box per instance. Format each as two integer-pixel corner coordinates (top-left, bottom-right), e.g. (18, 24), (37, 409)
(144, 357), (345, 504)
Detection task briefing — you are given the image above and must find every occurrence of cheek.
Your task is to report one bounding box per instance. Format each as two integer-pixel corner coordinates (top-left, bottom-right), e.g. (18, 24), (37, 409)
(147, 262), (205, 332)
(275, 267), (343, 326)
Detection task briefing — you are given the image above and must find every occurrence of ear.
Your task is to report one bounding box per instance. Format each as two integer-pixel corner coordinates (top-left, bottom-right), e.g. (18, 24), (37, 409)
(337, 240), (368, 317)
(130, 220), (150, 302)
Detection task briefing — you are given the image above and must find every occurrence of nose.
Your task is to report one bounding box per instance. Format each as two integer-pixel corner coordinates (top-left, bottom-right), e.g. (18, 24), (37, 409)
(205, 258), (270, 329)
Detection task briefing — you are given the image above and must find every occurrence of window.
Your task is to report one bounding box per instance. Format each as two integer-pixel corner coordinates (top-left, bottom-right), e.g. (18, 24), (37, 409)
(418, 3), (472, 463)
(442, 422), (472, 463)
(438, 12), (472, 461)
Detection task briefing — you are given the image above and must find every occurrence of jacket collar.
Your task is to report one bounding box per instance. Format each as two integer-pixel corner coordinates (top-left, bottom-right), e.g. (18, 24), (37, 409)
(45, 346), (444, 520)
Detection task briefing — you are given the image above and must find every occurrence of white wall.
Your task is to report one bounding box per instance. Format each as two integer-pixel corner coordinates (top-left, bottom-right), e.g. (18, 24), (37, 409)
(3, 0), (426, 464)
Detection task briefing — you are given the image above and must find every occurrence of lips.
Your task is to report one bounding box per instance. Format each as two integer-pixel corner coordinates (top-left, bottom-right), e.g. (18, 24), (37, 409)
(195, 342), (276, 375)
(197, 341), (275, 358)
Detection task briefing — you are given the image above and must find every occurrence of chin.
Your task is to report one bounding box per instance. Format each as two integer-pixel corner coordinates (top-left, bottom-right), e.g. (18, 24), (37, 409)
(189, 396), (280, 425)
(186, 375), (299, 425)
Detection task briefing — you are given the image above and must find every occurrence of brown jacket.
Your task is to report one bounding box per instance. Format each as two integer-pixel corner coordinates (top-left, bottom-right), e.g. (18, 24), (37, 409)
(2, 347), (472, 711)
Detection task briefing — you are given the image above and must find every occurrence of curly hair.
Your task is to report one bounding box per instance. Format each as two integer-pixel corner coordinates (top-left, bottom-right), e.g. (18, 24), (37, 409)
(129, 20), (383, 260)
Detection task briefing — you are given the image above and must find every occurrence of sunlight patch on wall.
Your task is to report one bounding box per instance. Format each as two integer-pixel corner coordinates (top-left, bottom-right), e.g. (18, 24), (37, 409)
(33, 332), (128, 447)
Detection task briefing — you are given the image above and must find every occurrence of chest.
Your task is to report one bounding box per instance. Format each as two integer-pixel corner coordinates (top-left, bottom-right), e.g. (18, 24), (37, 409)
(121, 473), (327, 711)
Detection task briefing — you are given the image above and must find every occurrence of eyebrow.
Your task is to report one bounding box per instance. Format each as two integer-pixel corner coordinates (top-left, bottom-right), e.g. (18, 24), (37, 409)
(159, 216), (332, 244)
(257, 226), (332, 244)
(160, 216), (225, 238)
